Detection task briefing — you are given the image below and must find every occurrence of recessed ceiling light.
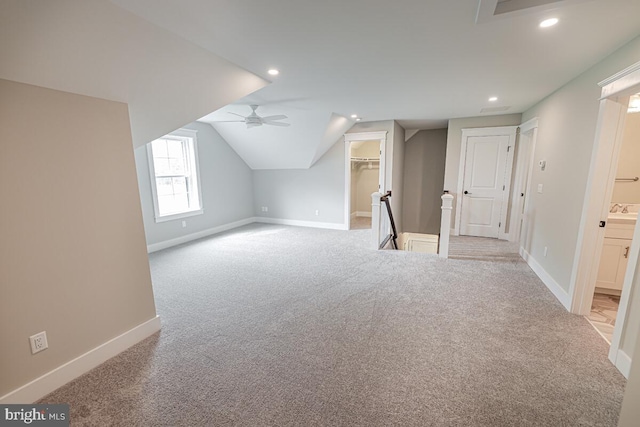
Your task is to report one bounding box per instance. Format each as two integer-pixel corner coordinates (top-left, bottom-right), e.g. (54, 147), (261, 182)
(356, 118), (361, 121)
(351, 114), (358, 118)
(489, 96), (498, 102)
(267, 69), (279, 76)
(539, 18), (559, 28)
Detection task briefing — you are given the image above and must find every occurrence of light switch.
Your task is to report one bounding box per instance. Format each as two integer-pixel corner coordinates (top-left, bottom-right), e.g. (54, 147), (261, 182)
(537, 184), (543, 193)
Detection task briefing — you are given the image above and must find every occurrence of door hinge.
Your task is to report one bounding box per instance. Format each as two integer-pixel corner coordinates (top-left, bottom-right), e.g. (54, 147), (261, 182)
(503, 185), (505, 190)
(499, 222), (502, 227)
(507, 146), (511, 152)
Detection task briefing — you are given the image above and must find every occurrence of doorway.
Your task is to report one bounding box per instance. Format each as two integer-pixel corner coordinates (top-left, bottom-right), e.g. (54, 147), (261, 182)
(586, 94), (640, 345)
(349, 140), (381, 229)
(455, 126), (518, 239)
(570, 61), (640, 378)
(343, 131), (387, 231)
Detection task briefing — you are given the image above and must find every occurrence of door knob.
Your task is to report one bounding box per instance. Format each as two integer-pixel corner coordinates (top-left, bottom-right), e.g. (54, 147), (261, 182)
(464, 190), (471, 195)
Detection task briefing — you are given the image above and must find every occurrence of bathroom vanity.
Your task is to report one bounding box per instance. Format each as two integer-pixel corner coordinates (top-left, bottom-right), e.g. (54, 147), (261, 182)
(596, 210), (637, 293)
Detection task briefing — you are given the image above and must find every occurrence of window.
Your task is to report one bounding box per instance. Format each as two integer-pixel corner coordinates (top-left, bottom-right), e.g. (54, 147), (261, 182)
(147, 128), (203, 222)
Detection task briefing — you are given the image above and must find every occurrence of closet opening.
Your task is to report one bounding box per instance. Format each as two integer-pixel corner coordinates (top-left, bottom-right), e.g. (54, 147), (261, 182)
(348, 140), (381, 230)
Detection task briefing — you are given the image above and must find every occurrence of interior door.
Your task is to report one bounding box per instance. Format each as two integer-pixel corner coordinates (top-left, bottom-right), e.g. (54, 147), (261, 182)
(460, 134), (514, 238)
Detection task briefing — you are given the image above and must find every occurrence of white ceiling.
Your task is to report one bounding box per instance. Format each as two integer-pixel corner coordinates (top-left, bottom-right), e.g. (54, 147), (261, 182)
(110, 0), (640, 169)
(4, 1), (640, 169)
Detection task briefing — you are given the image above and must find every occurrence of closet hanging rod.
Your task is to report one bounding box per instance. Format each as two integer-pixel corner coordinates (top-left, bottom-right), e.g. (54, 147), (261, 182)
(615, 177), (639, 182)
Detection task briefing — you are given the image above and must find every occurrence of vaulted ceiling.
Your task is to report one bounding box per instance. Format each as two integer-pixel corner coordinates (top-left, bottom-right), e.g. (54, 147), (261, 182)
(112, 0), (640, 169)
(3, 1), (640, 169)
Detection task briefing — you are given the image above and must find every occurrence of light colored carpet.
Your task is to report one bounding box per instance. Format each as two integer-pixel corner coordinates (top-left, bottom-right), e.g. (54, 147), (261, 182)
(40, 224), (625, 426)
(449, 235), (522, 262)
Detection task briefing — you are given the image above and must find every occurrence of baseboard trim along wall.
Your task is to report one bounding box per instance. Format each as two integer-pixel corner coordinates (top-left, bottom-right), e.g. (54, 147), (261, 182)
(147, 217), (255, 253)
(255, 217), (348, 230)
(611, 349), (632, 379)
(0, 316), (161, 404)
(520, 247), (571, 310)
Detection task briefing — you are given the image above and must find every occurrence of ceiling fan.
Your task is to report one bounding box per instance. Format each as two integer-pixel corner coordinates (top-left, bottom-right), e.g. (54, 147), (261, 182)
(211, 105), (290, 128)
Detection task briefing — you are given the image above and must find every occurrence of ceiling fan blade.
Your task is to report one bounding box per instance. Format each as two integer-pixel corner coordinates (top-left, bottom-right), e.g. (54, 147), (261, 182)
(246, 122), (261, 129)
(210, 120), (245, 123)
(264, 121), (290, 127)
(261, 115), (288, 121)
(228, 112), (247, 118)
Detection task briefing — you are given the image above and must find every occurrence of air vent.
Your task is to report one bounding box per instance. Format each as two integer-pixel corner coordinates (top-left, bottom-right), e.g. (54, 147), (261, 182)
(480, 106), (511, 113)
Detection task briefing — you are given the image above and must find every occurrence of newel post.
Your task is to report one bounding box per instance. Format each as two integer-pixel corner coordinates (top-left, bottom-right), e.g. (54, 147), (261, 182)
(439, 194), (454, 259)
(371, 192), (382, 250)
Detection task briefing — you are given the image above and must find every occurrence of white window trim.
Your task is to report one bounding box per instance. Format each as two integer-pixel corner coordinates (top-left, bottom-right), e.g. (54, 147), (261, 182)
(146, 128), (204, 223)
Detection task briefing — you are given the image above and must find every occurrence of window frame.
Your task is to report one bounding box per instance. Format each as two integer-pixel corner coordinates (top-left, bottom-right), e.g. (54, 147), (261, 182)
(146, 128), (204, 223)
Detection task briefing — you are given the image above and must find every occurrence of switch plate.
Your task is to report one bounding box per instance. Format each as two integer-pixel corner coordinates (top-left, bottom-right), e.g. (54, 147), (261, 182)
(537, 184), (543, 193)
(544, 246), (548, 257)
(30, 331), (48, 354)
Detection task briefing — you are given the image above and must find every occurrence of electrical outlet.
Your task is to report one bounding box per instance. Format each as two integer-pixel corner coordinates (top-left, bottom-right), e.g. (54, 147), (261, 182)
(181, 220), (187, 228)
(30, 331), (48, 354)
(544, 246), (548, 257)
(315, 210), (319, 216)
(537, 184), (543, 194)
(264, 207), (268, 212)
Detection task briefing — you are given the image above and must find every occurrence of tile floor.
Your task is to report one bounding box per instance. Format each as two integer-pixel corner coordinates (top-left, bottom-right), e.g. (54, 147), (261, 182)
(586, 293), (620, 343)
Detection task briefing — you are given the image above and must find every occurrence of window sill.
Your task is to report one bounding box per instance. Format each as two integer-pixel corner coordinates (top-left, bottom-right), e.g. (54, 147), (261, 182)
(154, 209), (204, 223)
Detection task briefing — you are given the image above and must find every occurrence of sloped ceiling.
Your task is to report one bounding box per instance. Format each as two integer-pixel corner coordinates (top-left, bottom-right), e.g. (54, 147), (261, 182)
(0, 0), (268, 147)
(110, 0), (640, 169)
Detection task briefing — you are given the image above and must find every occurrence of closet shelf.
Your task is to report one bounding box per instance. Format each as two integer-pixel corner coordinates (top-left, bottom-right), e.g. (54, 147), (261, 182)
(351, 157), (380, 162)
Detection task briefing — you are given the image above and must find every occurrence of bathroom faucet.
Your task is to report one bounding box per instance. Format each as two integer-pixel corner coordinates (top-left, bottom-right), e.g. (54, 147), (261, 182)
(610, 203), (623, 213)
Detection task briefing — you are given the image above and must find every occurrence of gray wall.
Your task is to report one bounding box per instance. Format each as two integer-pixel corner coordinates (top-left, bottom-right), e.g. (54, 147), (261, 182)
(402, 129), (448, 234)
(253, 140), (346, 224)
(135, 122), (255, 246)
(0, 79), (156, 396)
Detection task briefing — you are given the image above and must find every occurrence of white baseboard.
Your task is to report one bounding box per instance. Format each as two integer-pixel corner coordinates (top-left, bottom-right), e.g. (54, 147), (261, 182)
(520, 247), (571, 310)
(612, 349), (632, 379)
(355, 211), (372, 218)
(256, 217), (348, 230)
(147, 217), (255, 253)
(0, 316), (161, 404)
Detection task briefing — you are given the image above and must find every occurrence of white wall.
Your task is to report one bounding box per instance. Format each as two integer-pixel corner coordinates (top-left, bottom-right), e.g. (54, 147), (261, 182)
(521, 36), (640, 293)
(0, 79), (156, 397)
(443, 114), (523, 223)
(403, 129), (448, 234)
(135, 122), (255, 246)
(612, 112), (640, 204)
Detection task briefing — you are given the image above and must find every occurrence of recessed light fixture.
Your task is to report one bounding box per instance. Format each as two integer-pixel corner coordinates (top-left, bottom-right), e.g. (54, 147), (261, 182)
(267, 69), (279, 76)
(356, 118), (361, 121)
(489, 96), (498, 102)
(539, 18), (559, 28)
(351, 114), (358, 118)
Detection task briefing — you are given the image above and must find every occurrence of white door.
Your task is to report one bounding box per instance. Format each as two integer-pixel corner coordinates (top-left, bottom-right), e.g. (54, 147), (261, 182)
(459, 128), (516, 238)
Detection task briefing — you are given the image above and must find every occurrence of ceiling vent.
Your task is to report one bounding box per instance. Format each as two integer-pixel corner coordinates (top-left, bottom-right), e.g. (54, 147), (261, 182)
(476, 0), (596, 23)
(480, 106), (511, 113)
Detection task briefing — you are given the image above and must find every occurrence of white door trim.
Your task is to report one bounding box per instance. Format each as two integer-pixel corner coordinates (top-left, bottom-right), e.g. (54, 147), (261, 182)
(454, 126), (518, 239)
(512, 119), (539, 245)
(344, 131), (387, 230)
(567, 60), (640, 378)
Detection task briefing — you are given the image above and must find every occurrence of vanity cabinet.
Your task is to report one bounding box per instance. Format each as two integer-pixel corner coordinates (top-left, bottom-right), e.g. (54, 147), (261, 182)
(596, 222), (634, 292)
(596, 238), (632, 291)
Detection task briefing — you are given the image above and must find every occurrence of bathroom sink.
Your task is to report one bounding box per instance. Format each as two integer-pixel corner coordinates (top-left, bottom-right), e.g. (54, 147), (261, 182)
(608, 212), (638, 224)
